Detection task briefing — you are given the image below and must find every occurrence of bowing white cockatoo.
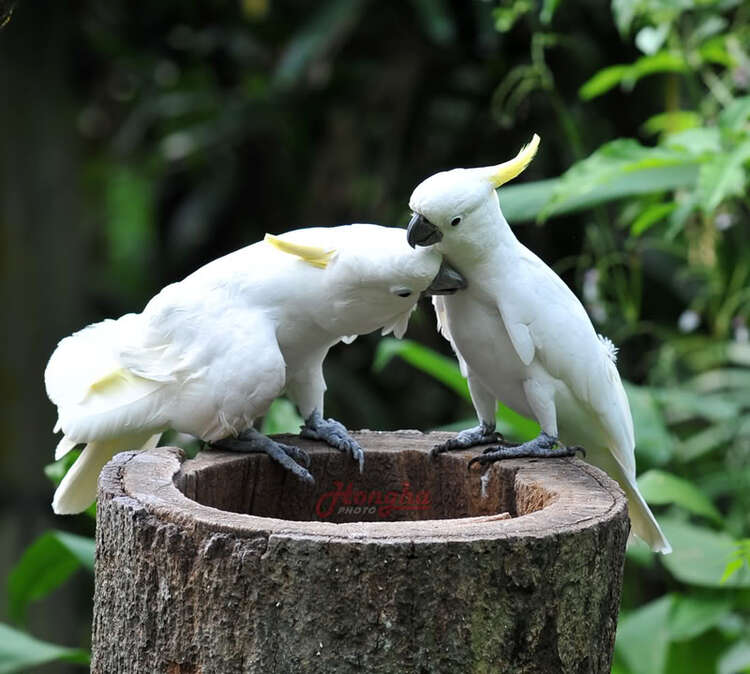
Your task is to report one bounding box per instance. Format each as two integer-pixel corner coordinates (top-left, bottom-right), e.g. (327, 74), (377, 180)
(405, 137), (671, 553)
(46, 224), (465, 515)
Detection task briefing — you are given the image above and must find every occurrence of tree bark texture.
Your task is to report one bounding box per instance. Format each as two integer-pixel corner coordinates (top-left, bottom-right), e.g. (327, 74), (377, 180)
(92, 431), (629, 674)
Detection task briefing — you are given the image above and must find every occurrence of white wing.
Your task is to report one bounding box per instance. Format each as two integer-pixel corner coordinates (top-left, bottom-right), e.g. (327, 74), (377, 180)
(496, 247), (636, 477)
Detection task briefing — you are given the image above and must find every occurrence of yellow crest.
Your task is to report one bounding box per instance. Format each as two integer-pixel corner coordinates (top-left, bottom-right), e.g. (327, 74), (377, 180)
(488, 134), (540, 188)
(264, 233), (336, 269)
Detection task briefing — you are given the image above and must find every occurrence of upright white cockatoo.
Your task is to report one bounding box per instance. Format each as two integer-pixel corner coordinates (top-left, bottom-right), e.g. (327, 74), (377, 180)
(405, 137), (671, 553)
(46, 224), (465, 515)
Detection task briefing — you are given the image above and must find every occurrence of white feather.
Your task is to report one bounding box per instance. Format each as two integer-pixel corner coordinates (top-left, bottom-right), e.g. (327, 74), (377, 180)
(52, 433), (160, 515)
(54, 435), (78, 461)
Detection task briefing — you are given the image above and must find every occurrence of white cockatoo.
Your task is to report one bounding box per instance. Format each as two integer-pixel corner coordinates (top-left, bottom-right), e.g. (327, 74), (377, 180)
(405, 137), (671, 553)
(46, 224), (465, 515)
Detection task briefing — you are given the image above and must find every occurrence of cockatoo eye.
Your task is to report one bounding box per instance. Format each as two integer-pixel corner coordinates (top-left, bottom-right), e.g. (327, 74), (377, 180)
(451, 216), (462, 227)
(392, 288), (413, 298)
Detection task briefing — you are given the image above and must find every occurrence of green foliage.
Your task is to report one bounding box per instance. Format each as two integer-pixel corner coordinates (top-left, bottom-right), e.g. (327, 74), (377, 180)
(260, 398), (304, 435)
(719, 639), (750, 674)
(637, 470), (723, 525)
(616, 595), (672, 674)
(0, 623), (89, 674)
(0, 457), (95, 669)
(722, 540), (750, 584)
(579, 51), (687, 100)
(615, 592), (739, 674)
(103, 164), (157, 299)
(660, 518), (750, 588)
(7, 531), (94, 625)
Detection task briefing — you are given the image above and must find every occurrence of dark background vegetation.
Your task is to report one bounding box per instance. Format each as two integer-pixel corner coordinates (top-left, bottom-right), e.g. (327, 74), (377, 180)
(1, 0), (749, 672)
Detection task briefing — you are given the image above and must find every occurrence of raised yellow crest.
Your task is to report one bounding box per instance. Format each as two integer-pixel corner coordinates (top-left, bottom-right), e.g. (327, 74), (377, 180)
(264, 233), (336, 269)
(488, 134), (540, 188)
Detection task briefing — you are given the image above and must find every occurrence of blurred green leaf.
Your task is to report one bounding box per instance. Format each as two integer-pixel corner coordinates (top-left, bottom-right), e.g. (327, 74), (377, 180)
(0, 623), (89, 673)
(632, 51), (687, 78)
(611, 0), (636, 35)
(631, 202), (676, 236)
(653, 387), (740, 423)
(538, 140), (701, 222)
(678, 422), (738, 462)
(616, 595), (673, 674)
(668, 594), (733, 641)
(719, 96), (750, 132)
(660, 518), (750, 588)
(721, 559), (745, 584)
(688, 368), (750, 393)
(637, 470), (723, 525)
(44, 450), (80, 487)
(579, 52), (686, 101)
(106, 166), (155, 269)
(7, 531), (95, 625)
(665, 629), (736, 674)
(642, 111), (702, 136)
(718, 639), (750, 674)
(540, 0), (562, 24)
(625, 383), (674, 465)
(579, 65), (630, 100)
(698, 34), (733, 67)
(498, 179), (558, 223)
(273, 0), (367, 90)
(721, 539), (750, 584)
(261, 398), (304, 435)
(374, 338), (469, 400)
(664, 127), (721, 155)
(691, 14), (728, 45)
(492, 1), (532, 33)
(697, 143), (750, 213)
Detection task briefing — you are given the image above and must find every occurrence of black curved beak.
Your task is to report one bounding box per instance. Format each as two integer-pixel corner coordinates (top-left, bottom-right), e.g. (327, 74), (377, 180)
(423, 260), (467, 296)
(407, 213), (443, 248)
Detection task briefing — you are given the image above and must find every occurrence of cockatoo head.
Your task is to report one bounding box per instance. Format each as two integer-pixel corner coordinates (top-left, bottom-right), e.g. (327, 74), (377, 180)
(406, 134), (539, 252)
(327, 224), (466, 338)
(265, 224), (465, 339)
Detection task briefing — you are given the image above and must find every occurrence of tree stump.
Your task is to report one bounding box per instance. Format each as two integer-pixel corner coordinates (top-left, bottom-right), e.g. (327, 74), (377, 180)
(92, 431), (629, 674)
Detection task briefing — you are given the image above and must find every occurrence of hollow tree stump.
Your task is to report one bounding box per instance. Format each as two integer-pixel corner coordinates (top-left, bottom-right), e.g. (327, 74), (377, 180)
(92, 431), (629, 674)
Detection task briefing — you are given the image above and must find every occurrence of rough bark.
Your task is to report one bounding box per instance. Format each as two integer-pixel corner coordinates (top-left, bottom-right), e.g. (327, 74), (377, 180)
(92, 431), (629, 674)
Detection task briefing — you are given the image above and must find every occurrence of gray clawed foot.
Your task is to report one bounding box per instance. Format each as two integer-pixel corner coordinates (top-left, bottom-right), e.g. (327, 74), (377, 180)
(431, 422), (503, 458)
(468, 432), (585, 469)
(209, 428), (314, 484)
(302, 411), (365, 472)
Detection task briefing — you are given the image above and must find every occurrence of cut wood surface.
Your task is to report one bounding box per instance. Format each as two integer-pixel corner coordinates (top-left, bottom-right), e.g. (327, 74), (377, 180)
(92, 431), (629, 674)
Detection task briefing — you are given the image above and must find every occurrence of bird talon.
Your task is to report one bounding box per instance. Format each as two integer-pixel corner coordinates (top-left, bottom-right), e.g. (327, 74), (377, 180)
(431, 441), (455, 457)
(467, 454), (491, 470)
(303, 411), (364, 471)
